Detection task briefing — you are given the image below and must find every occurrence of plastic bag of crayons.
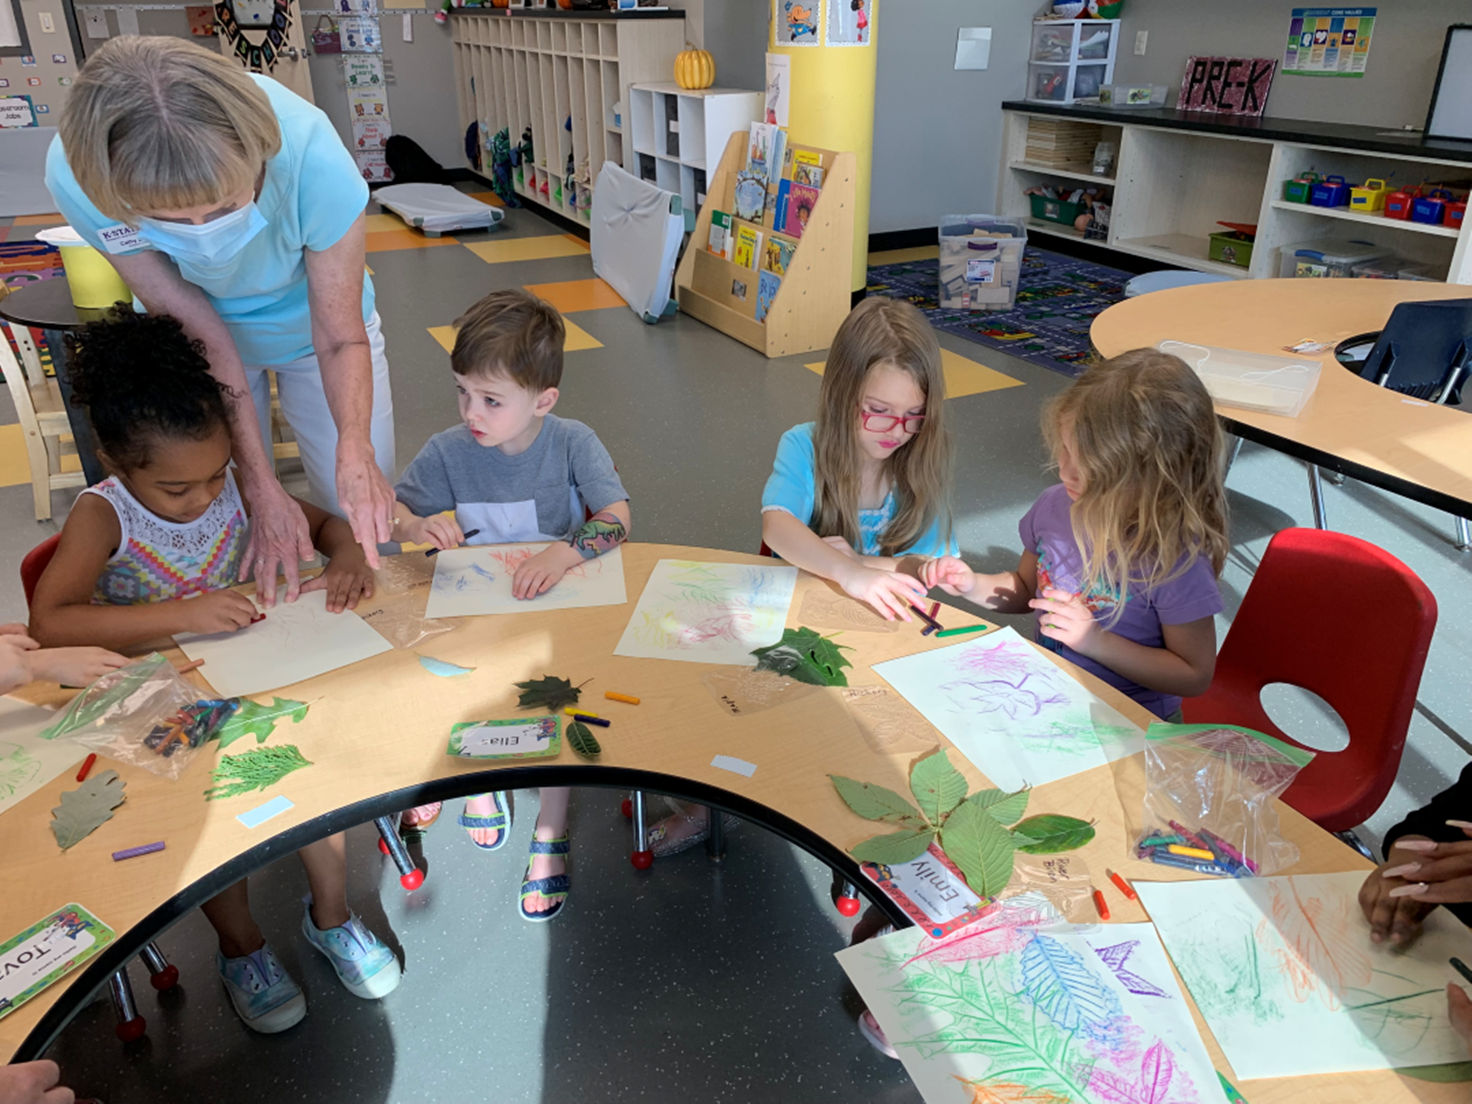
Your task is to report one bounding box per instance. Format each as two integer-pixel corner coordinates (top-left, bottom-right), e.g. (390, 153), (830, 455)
(35, 653), (236, 779)
(1137, 723), (1314, 878)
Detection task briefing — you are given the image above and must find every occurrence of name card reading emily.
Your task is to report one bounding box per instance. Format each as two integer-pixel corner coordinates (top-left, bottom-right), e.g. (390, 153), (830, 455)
(1179, 56), (1277, 117)
(861, 844), (991, 938)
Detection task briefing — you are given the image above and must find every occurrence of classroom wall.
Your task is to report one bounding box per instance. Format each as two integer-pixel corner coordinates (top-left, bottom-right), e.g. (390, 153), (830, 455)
(0, 0), (80, 121)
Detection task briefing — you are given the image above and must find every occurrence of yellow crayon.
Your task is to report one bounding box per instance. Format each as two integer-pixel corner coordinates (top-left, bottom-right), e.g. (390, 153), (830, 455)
(1167, 844), (1217, 861)
(605, 692), (640, 705)
(564, 707), (602, 720)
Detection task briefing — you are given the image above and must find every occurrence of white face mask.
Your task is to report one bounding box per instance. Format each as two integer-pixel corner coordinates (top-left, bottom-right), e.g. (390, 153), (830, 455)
(138, 201), (268, 271)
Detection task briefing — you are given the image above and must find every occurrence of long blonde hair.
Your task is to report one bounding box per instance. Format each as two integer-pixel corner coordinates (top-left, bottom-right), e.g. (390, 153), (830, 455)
(812, 298), (953, 557)
(60, 37), (281, 223)
(1043, 348), (1228, 607)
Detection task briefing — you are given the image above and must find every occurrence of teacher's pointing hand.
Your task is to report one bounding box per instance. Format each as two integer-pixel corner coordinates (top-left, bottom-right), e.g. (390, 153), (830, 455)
(336, 441), (395, 570)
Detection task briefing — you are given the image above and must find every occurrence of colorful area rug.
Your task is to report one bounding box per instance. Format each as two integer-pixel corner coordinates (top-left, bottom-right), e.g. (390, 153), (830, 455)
(0, 241), (62, 289)
(866, 246), (1132, 379)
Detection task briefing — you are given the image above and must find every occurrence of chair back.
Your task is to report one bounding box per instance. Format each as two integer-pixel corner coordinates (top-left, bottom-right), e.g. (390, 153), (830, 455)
(21, 533), (62, 609)
(1183, 527), (1437, 832)
(1361, 298), (1472, 403)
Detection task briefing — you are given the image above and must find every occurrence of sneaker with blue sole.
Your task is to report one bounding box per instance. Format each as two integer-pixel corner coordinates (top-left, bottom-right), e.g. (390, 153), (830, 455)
(217, 943), (307, 1034)
(301, 898), (402, 1000)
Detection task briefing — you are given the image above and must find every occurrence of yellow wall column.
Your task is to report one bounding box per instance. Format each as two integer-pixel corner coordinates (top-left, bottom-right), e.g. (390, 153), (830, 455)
(769, 0), (876, 294)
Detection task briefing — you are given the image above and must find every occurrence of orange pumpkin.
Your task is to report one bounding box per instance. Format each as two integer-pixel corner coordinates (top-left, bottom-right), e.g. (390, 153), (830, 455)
(675, 45), (715, 90)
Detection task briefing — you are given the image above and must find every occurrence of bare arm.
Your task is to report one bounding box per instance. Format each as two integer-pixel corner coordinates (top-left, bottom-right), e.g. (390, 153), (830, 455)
(511, 501), (632, 601)
(762, 509), (925, 621)
(1032, 597), (1218, 699)
(921, 550), (1038, 613)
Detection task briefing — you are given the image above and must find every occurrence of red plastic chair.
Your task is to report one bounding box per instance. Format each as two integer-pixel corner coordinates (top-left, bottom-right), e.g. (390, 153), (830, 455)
(20, 532), (60, 607)
(1183, 528), (1437, 834)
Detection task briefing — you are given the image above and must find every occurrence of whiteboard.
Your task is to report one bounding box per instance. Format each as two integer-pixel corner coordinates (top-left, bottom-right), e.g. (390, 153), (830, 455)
(1426, 26), (1472, 141)
(0, 0), (22, 49)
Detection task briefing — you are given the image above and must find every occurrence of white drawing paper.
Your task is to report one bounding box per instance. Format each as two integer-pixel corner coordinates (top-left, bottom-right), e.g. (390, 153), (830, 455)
(423, 543), (627, 619)
(1137, 871), (1472, 1078)
(174, 587), (393, 698)
(836, 909), (1220, 1104)
(0, 697), (82, 820)
(613, 559), (797, 666)
(871, 626), (1143, 792)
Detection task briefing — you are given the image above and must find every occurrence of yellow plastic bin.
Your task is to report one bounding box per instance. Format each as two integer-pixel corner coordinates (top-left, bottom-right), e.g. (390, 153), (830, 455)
(1350, 179), (1387, 213)
(34, 226), (132, 309)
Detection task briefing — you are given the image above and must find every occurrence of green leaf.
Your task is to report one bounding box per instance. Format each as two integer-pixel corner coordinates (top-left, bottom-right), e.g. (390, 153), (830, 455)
(830, 774), (928, 827)
(750, 626), (852, 686)
(50, 769), (127, 850)
(204, 745), (313, 801)
(939, 799), (1017, 897)
(567, 719), (601, 759)
(515, 675), (584, 713)
(967, 786), (1030, 827)
(850, 827), (935, 865)
(909, 748), (969, 824)
(214, 696), (308, 751)
(1012, 814), (1096, 854)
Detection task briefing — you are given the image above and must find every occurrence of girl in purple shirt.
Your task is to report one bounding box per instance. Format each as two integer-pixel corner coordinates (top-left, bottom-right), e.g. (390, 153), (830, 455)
(923, 349), (1229, 720)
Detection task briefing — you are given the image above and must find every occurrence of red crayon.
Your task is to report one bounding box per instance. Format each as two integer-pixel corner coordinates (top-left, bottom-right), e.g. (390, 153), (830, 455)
(1107, 869), (1138, 902)
(1092, 888), (1110, 920)
(249, 613), (266, 625)
(76, 753), (97, 783)
(928, 601), (940, 620)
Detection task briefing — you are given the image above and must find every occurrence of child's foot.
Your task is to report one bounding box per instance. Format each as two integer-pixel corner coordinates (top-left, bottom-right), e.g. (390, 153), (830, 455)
(216, 943), (306, 1034)
(519, 824), (570, 921)
(300, 899), (401, 999)
(857, 1009), (898, 1059)
(458, 791), (510, 849)
(399, 803), (442, 832)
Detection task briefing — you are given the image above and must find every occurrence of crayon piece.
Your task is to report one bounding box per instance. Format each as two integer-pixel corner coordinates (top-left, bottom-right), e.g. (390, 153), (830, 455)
(1453, 957), (1472, 987)
(1168, 820), (1212, 852)
(1198, 828), (1254, 876)
(1138, 833), (1184, 848)
(921, 625), (937, 637)
(1092, 888), (1110, 920)
(934, 624), (989, 639)
(176, 658), (206, 673)
(908, 604), (942, 630)
(76, 753), (97, 783)
(112, 841), (166, 862)
(1108, 869), (1138, 901)
(249, 613), (266, 625)
(928, 602), (940, 620)
(1167, 845), (1217, 861)
(1217, 1071), (1248, 1104)
(605, 692), (640, 705)
(425, 528), (481, 556)
(565, 708), (602, 720)
(1148, 850), (1230, 876)
(572, 715), (610, 727)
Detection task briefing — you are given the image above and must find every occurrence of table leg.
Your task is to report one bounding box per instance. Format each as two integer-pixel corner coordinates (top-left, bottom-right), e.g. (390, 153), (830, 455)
(705, 806), (725, 862)
(1307, 464), (1329, 530)
(1223, 434), (1243, 477)
(44, 327), (104, 485)
(1455, 515), (1471, 553)
(630, 791), (653, 869)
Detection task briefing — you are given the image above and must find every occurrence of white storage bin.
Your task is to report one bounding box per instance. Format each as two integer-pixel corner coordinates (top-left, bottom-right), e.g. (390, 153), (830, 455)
(1158, 340), (1322, 418)
(939, 215), (1028, 312)
(1098, 83), (1168, 108)
(1278, 238), (1387, 279)
(1025, 18), (1118, 104)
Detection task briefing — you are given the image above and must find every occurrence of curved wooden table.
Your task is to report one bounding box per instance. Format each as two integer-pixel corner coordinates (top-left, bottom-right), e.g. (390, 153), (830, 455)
(0, 544), (1439, 1103)
(1091, 280), (1472, 519)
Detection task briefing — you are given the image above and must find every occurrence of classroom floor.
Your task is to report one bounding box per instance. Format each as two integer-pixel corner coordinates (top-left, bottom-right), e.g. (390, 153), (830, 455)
(2, 190), (1470, 1104)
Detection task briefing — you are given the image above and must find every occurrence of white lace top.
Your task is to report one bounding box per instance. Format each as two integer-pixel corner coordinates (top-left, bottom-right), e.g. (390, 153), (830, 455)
(82, 471), (248, 605)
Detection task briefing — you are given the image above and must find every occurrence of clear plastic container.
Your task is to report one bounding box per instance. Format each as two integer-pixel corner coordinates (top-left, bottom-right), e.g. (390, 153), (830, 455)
(1352, 257), (1439, 282)
(1158, 340), (1322, 418)
(1098, 83), (1168, 108)
(1278, 237), (1387, 278)
(939, 215), (1028, 312)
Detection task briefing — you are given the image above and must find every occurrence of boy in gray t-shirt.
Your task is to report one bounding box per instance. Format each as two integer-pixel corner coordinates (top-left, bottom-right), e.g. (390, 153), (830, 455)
(390, 289), (631, 921)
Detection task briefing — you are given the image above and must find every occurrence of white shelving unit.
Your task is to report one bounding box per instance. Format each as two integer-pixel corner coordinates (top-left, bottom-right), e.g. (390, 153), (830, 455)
(999, 108), (1472, 284)
(450, 11), (686, 224)
(628, 83), (763, 230)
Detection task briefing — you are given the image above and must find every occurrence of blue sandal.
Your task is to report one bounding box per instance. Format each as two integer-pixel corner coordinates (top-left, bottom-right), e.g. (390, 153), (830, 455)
(519, 834), (570, 923)
(458, 792), (510, 851)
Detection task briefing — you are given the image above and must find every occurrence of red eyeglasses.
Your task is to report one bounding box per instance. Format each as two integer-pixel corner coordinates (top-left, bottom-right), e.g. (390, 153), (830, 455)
(858, 407), (926, 434)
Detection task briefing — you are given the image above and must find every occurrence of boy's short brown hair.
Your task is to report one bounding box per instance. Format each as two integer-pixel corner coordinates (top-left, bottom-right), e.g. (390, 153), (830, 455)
(450, 289), (564, 391)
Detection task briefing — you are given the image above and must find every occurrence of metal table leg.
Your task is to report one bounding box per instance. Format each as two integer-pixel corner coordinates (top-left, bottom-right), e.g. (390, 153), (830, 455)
(705, 806), (725, 862)
(1308, 464), (1329, 530)
(630, 791), (653, 869)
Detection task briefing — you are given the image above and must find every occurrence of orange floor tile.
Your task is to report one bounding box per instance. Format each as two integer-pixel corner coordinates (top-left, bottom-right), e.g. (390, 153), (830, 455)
(365, 229), (461, 253)
(12, 214), (64, 226)
(466, 191), (506, 208)
(428, 316), (601, 354)
(523, 277), (625, 313)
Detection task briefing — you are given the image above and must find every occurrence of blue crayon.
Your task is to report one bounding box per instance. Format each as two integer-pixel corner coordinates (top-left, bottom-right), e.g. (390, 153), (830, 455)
(1147, 849), (1231, 877)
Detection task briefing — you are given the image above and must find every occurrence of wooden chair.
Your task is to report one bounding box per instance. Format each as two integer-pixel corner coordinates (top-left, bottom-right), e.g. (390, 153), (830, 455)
(267, 372), (300, 474)
(0, 286), (85, 520)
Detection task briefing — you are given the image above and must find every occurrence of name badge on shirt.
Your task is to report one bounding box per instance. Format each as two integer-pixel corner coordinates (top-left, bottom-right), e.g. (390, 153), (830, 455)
(97, 224), (148, 255)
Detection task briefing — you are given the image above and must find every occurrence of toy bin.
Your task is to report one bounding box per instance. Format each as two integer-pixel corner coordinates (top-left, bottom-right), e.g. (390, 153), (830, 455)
(1385, 186), (1418, 220)
(1279, 238), (1387, 279)
(1349, 179), (1387, 213)
(1309, 175), (1350, 207)
(1282, 173), (1320, 203)
(1098, 83), (1167, 108)
(1158, 341), (1321, 418)
(1411, 189), (1451, 225)
(1208, 230), (1254, 268)
(1029, 192), (1089, 227)
(939, 215), (1027, 313)
(1446, 198), (1466, 230)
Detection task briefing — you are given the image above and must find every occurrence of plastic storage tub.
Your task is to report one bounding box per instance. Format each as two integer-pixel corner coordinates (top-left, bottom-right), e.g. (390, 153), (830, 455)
(939, 215), (1027, 312)
(1098, 83), (1167, 108)
(1351, 258), (1438, 281)
(34, 225), (132, 309)
(1279, 238), (1387, 278)
(1158, 340), (1321, 418)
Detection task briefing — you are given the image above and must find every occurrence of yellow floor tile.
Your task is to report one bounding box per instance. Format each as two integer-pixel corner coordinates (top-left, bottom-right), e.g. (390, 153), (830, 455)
(12, 214), (64, 227)
(464, 235), (590, 266)
(867, 245), (939, 266)
(523, 277), (624, 313)
(0, 423), (80, 489)
(428, 316), (601, 355)
(365, 229), (460, 253)
(364, 213), (408, 233)
(804, 347), (1022, 400)
(466, 190), (506, 208)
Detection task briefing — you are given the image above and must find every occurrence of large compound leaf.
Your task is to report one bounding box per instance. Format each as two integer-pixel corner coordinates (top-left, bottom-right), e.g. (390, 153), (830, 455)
(909, 748), (970, 825)
(967, 786), (1030, 827)
(1012, 814), (1096, 854)
(939, 799), (1017, 897)
(850, 827), (935, 866)
(830, 774), (928, 828)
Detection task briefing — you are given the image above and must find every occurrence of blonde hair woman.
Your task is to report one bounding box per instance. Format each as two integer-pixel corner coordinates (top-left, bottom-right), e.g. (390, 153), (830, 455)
(46, 36), (396, 604)
(922, 348), (1229, 721)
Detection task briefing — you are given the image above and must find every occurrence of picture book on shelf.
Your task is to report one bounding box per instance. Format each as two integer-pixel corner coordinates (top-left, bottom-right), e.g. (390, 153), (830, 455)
(760, 234), (796, 277)
(756, 269), (781, 322)
(793, 160), (824, 188)
(746, 122), (774, 182)
(732, 224), (763, 270)
(707, 210), (732, 259)
(734, 171), (767, 223)
(773, 178), (791, 233)
(784, 182), (821, 239)
(768, 127), (787, 189)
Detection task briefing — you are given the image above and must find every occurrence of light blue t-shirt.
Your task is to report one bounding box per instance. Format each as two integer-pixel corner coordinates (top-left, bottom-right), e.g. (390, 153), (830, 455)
(760, 422), (957, 558)
(45, 74), (374, 367)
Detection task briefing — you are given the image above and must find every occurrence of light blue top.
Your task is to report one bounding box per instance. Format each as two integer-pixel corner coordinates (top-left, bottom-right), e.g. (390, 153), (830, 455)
(45, 75), (373, 367)
(760, 422), (956, 558)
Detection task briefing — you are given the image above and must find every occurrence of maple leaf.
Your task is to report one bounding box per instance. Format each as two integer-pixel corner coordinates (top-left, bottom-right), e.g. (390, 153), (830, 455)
(956, 1078), (1071, 1104)
(515, 675), (586, 713)
(566, 719), (601, 759)
(50, 769), (127, 850)
(214, 697), (309, 751)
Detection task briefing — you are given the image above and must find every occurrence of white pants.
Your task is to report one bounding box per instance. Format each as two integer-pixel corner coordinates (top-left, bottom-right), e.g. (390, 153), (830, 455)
(246, 311), (397, 516)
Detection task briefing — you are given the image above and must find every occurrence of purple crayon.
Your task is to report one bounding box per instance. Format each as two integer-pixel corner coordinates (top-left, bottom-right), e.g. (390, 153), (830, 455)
(113, 841), (166, 862)
(1199, 828), (1259, 874)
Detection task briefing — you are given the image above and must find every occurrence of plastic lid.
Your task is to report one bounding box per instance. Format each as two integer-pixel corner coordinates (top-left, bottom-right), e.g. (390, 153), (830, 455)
(33, 225), (86, 246)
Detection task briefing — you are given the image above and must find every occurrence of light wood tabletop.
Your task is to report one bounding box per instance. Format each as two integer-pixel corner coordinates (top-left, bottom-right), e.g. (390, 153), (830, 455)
(1091, 279), (1472, 519)
(0, 544), (1455, 1101)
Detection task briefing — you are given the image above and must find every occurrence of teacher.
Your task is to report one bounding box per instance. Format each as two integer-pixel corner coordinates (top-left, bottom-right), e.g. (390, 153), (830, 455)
(45, 36), (396, 603)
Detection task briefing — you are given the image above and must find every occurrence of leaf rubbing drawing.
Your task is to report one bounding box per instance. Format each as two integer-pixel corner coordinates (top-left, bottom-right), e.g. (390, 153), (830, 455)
(50, 769), (127, 850)
(1020, 934), (1120, 1038)
(1087, 1039), (1179, 1104)
(1262, 876), (1371, 1009)
(956, 1078), (1070, 1104)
